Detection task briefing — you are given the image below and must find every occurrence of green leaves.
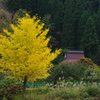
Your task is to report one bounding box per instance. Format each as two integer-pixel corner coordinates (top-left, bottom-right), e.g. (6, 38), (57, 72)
(46, 62), (86, 82)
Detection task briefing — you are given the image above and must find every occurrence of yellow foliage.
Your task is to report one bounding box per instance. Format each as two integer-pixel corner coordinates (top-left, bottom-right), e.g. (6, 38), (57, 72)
(0, 13), (61, 82)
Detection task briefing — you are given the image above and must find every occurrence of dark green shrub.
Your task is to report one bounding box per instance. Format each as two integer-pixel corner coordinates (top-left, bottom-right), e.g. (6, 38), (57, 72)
(46, 62), (86, 85)
(86, 85), (100, 97)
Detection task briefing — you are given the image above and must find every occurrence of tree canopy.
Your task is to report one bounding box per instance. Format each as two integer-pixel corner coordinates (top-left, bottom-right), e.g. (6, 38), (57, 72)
(0, 13), (61, 94)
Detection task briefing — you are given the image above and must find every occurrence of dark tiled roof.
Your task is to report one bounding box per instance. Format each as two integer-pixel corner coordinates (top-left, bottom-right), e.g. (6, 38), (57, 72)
(68, 50), (84, 53)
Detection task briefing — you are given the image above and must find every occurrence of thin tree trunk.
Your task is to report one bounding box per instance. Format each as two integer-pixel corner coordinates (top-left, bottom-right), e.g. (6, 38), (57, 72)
(23, 76), (27, 96)
(53, 79), (57, 88)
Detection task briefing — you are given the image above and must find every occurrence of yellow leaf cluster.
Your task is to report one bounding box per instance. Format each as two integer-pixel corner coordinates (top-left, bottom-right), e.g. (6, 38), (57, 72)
(0, 13), (61, 82)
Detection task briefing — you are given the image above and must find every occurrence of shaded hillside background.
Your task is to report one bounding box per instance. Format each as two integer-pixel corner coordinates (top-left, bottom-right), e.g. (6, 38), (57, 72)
(0, 0), (100, 64)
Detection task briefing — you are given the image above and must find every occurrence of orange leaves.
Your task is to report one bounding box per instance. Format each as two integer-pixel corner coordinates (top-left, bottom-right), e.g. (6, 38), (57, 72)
(77, 57), (94, 65)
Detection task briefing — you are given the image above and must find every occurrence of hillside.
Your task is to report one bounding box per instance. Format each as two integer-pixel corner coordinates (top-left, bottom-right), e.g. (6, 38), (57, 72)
(0, 0), (100, 64)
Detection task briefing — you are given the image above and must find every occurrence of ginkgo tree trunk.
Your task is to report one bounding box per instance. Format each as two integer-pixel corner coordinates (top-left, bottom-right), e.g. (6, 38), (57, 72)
(0, 13), (61, 95)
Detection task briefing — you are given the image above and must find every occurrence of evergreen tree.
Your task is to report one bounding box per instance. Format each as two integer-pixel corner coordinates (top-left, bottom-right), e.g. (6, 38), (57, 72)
(37, 0), (48, 17)
(82, 16), (99, 58)
(80, 0), (87, 9)
(40, 14), (58, 51)
(77, 9), (90, 49)
(84, 1), (92, 12)
(61, 0), (75, 49)
(72, 0), (83, 49)
(50, 0), (59, 19)
(59, 0), (66, 3)
(96, 8), (100, 43)
(50, 0), (64, 33)
(45, 0), (52, 14)
(5, 0), (38, 16)
(91, 0), (100, 13)
(49, 0), (64, 48)
(22, 0), (32, 12)
(30, 0), (38, 16)
(92, 14), (97, 27)
(71, 0), (77, 14)
(5, 0), (22, 11)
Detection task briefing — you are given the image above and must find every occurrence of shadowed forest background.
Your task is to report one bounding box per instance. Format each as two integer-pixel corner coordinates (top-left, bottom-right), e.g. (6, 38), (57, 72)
(1, 0), (100, 99)
(0, 0), (100, 64)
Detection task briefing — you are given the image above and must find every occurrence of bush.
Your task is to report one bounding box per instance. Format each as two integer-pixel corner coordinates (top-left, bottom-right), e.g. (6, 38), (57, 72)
(76, 57), (100, 82)
(46, 62), (86, 85)
(0, 82), (23, 100)
(86, 85), (100, 97)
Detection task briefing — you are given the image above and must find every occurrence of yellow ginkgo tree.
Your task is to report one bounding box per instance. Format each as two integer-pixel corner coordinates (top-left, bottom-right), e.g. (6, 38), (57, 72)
(0, 14), (61, 94)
